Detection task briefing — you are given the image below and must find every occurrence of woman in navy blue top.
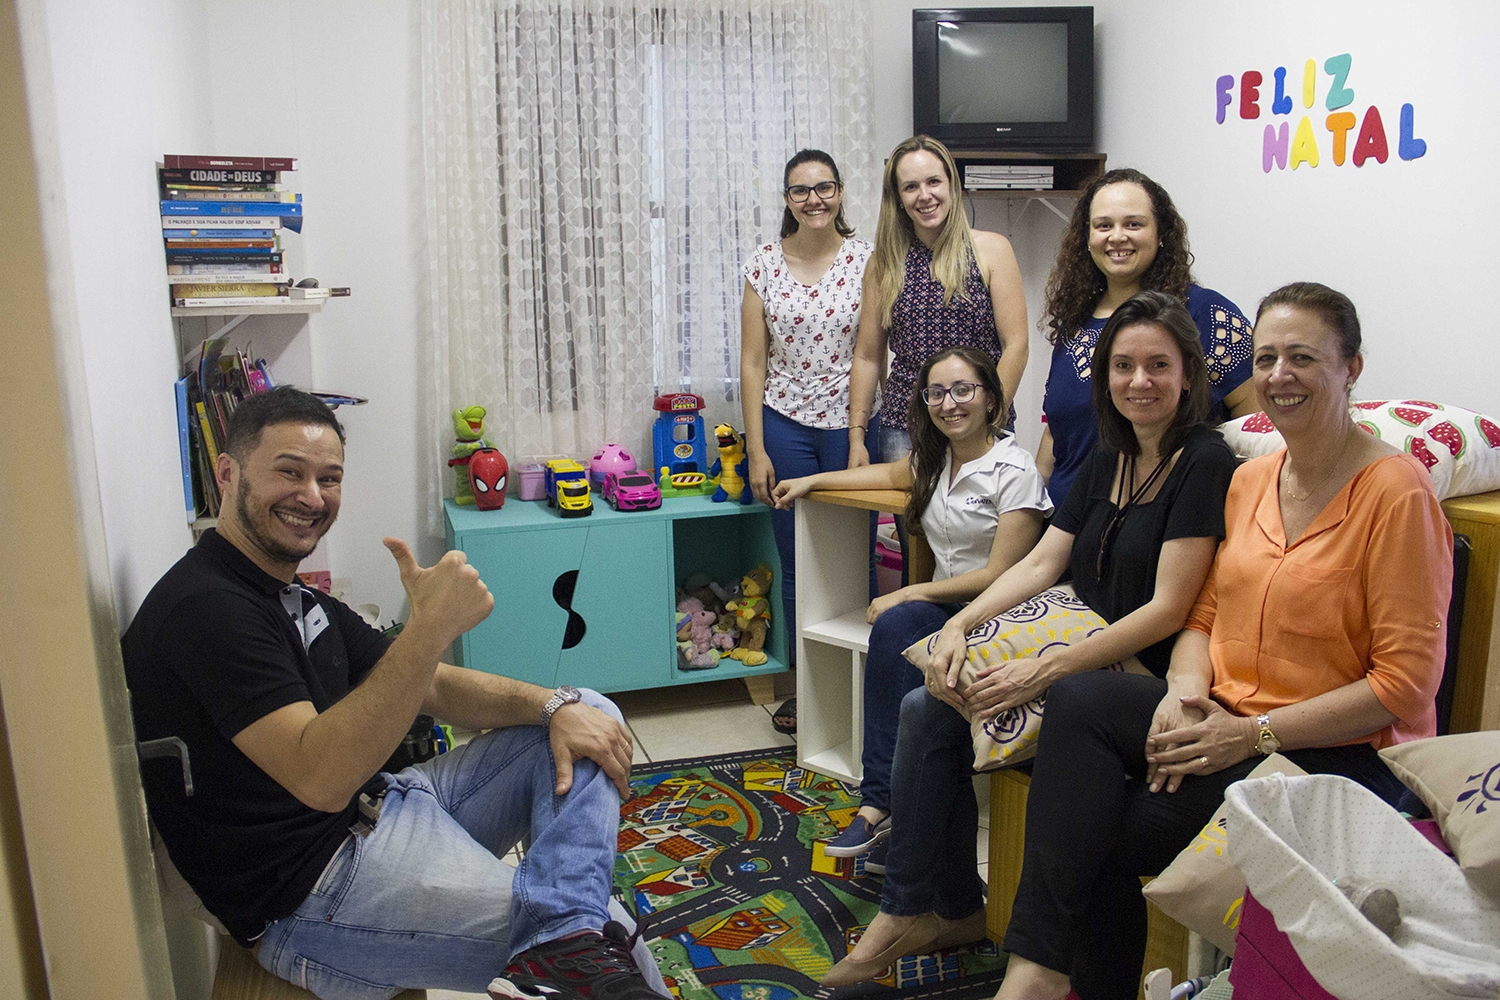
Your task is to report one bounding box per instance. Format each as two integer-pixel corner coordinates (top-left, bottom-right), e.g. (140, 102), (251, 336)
(1040, 169), (1256, 507)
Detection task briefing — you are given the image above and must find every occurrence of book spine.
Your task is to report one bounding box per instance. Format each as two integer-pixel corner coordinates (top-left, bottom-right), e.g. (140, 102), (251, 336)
(161, 200), (302, 217)
(175, 295), (293, 308)
(195, 400), (222, 467)
(162, 155), (297, 171)
(167, 272), (288, 284)
(159, 168), (280, 186)
(163, 238), (279, 247)
(163, 228), (275, 238)
(162, 215), (284, 229)
(163, 189), (298, 203)
(175, 377), (195, 520)
(171, 283), (283, 297)
(166, 261), (282, 275)
(166, 251), (283, 264)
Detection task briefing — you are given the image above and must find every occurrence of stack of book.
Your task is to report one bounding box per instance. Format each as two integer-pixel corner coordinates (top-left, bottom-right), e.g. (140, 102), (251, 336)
(176, 337), (276, 520)
(160, 153), (301, 308)
(964, 164), (1054, 190)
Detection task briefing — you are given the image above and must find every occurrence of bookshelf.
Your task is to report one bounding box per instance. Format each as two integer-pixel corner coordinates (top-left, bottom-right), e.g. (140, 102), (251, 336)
(170, 300), (324, 319)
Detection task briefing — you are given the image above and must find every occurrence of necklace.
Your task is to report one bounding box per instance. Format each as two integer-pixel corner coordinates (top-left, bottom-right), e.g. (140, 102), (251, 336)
(1281, 430), (1354, 502)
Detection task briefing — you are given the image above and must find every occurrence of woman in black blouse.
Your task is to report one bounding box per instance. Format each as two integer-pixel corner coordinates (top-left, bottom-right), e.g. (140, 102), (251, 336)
(822, 291), (1236, 988)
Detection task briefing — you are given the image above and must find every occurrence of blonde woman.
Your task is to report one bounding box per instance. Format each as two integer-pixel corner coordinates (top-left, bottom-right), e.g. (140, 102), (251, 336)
(847, 136), (1027, 466)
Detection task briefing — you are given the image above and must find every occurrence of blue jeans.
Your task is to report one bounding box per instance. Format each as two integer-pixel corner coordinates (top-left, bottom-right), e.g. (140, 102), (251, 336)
(256, 691), (666, 1000)
(879, 687), (985, 920)
(760, 406), (879, 640)
(859, 601), (960, 812)
(878, 424), (911, 465)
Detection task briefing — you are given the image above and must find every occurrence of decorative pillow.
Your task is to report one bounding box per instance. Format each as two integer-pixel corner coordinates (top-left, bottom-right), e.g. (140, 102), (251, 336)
(1381, 731), (1500, 898)
(1220, 400), (1500, 501)
(1141, 754), (1309, 955)
(901, 585), (1150, 771)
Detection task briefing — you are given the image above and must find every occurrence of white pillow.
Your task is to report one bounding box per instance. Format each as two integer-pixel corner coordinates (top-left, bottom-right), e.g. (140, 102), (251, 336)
(1219, 399), (1500, 500)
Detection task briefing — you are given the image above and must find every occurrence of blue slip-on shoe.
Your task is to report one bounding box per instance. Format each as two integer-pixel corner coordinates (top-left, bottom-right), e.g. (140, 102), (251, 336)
(824, 814), (891, 858)
(861, 841), (887, 876)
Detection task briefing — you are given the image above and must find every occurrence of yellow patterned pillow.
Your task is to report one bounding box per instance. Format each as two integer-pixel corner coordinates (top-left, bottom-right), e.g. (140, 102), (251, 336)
(902, 584), (1150, 771)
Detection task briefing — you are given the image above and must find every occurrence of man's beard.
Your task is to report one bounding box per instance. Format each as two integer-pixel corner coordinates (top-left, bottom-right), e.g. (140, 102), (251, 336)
(234, 474), (332, 565)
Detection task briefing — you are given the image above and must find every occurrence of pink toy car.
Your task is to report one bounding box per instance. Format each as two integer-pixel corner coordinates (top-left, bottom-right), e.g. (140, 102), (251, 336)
(589, 443), (637, 492)
(603, 469), (662, 511)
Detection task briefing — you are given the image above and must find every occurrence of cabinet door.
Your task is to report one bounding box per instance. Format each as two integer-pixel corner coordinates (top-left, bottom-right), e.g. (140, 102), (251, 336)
(459, 527), (589, 687)
(556, 519), (674, 692)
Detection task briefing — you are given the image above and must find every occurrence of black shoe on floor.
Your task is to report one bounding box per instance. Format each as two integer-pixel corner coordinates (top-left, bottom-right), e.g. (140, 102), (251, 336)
(489, 921), (660, 1000)
(772, 697), (797, 736)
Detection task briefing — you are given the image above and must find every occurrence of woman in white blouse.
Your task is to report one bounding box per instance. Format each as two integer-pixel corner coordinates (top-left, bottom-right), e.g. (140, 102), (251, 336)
(742, 149), (875, 732)
(772, 346), (1051, 871)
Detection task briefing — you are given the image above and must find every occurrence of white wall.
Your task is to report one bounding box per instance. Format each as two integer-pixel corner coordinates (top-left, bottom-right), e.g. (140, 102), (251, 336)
(871, 0), (1500, 450)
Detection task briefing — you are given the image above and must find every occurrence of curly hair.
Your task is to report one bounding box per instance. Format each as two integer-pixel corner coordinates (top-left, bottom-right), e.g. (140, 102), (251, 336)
(1042, 168), (1195, 346)
(779, 149), (855, 240)
(866, 136), (976, 329)
(903, 346), (1006, 532)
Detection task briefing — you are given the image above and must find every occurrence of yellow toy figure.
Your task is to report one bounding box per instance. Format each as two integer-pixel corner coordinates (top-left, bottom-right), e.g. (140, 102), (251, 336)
(448, 405), (494, 506)
(726, 563), (774, 665)
(709, 423), (753, 504)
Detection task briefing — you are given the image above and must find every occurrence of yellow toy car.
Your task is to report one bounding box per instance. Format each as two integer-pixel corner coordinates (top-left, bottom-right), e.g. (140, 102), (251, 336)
(544, 459), (593, 517)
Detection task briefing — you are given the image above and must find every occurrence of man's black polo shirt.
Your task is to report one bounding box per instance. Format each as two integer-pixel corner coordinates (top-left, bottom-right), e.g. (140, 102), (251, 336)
(123, 529), (389, 944)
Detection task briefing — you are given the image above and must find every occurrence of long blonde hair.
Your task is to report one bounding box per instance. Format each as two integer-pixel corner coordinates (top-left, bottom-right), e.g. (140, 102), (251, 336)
(867, 136), (976, 329)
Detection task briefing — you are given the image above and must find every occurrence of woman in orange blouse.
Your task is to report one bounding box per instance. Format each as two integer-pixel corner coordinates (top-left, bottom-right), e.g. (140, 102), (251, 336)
(995, 282), (1453, 1000)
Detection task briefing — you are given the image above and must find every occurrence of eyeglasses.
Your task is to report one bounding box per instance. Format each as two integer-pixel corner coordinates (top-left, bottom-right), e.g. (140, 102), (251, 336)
(921, 381), (982, 405)
(785, 181), (841, 202)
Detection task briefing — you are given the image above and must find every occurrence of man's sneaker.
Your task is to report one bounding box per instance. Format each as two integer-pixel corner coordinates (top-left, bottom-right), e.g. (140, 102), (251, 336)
(823, 814), (890, 858)
(489, 921), (661, 1000)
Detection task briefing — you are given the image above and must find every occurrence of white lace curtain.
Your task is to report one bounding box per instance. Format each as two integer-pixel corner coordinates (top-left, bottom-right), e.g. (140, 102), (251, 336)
(418, 0), (875, 530)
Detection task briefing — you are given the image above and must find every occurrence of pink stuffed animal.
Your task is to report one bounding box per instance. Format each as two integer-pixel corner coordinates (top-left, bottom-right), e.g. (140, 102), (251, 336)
(685, 607), (720, 669)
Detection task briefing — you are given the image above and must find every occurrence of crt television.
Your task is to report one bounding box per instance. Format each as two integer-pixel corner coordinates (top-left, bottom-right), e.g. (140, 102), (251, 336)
(912, 7), (1094, 150)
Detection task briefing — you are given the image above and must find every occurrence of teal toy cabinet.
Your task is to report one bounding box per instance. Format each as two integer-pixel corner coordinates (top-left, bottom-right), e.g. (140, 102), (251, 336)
(444, 497), (787, 692)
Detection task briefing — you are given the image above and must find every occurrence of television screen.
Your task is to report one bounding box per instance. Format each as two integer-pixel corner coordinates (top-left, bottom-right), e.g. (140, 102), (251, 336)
(913, 7), (1094, 150)
(937, 22), (1068, 124)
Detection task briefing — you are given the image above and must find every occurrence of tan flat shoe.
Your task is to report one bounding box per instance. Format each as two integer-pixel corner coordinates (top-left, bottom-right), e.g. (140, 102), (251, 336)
(820, 912), (941, 988)
(927, 909), (988, 952)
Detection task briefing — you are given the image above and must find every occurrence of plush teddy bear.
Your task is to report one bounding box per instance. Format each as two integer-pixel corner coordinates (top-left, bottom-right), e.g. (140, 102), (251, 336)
(675, 596), (721, 667)
(726, 563), (774, 666)
(710, 615), (739, 652)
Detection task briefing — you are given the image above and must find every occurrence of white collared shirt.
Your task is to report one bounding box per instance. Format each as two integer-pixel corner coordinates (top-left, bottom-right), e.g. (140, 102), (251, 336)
(920, 434), (1053, 582)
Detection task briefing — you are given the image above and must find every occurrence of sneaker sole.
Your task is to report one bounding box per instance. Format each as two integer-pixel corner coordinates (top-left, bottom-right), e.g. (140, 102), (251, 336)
(823, 824), (891, 858)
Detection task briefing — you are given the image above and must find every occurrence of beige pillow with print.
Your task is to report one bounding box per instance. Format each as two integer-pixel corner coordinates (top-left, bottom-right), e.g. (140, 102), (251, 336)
(902, 584), (1150, 771)
(1141, 754), (1309, 954)
(1381, 731), (1500, 898)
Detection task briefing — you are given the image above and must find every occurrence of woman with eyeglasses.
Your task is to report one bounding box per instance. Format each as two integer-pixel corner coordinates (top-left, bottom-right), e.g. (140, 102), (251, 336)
(772, 345), (1050, 880)
(815, 292), (1234, 990)
(846, 136), (1028, 467)
(742, 150), (876, 717)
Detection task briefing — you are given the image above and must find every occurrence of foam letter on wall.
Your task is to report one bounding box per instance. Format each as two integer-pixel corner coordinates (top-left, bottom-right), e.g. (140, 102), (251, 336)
(1326, 111), (1357, 165)
(1241, 71), (1263, 120)
(1272, 67), (1293, 115)
(1289, 116), (1320, 169)
(1263, 123), (1289, 173)
(1352, 106), (1389, 166)
(1399, 103), (1428, 160)
(1215, 75), (1234, 124)
(1324, 53), (1354, 110)
(1303, 58), (1316, 108)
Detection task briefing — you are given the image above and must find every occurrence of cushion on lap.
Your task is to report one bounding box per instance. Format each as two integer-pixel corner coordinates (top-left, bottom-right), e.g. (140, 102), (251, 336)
(901, 584), (1150, 771)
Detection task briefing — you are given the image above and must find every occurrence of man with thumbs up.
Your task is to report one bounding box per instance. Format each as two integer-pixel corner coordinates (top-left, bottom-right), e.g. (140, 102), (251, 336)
(125, 387), (665, 1000)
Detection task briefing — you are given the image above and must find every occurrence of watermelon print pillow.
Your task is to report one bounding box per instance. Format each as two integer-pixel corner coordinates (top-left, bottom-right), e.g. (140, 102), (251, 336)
(1219, 400), (1500, 501)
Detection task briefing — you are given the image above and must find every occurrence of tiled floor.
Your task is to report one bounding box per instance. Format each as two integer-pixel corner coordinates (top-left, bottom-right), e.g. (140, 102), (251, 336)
(429, 676), (990, 1000)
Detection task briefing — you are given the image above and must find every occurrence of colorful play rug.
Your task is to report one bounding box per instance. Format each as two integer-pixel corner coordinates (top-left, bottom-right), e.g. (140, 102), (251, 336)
(616, 748), (1009, 1000)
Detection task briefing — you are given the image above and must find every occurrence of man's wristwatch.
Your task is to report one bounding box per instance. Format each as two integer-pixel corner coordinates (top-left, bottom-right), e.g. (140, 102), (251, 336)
(541, 686), (583, 728)
(1254, 712), (1282, 755)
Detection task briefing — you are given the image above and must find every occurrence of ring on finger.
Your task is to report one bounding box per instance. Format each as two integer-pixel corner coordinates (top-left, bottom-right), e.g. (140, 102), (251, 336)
(1197, 755), (1209, 768)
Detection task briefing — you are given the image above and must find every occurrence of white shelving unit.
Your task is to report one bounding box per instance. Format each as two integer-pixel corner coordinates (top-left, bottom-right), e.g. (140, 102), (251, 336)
(794, 491), (908, 785)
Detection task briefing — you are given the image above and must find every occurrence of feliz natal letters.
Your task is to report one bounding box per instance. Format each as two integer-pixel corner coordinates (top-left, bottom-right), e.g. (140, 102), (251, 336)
(1215, 54), (1427, 173)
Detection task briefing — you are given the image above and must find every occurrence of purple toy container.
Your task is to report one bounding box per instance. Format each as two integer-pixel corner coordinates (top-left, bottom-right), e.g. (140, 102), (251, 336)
(516, 463), (546, 501)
